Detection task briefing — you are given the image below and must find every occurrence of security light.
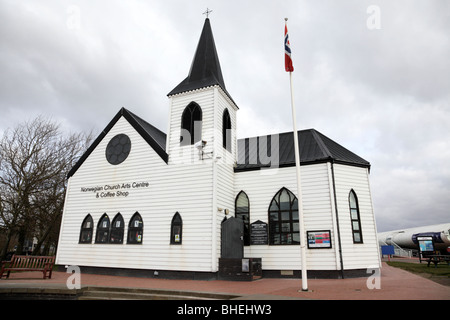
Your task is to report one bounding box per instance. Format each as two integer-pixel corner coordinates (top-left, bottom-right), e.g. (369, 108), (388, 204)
(194, 140), (207, 150)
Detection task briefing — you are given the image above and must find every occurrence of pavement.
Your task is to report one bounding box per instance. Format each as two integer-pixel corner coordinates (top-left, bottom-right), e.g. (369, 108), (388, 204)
(0, 260), (448, 301)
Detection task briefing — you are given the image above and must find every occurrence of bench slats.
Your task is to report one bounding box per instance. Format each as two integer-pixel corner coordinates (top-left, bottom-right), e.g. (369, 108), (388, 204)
(1, 255), (55, 279)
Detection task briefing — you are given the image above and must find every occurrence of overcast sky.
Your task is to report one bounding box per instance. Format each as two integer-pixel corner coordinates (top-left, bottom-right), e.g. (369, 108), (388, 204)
(1, 0), (449, 232)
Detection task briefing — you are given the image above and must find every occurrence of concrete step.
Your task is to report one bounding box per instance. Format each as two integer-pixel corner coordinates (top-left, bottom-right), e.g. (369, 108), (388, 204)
(77, 286), (239, 300)
(79, 291), (210, 300)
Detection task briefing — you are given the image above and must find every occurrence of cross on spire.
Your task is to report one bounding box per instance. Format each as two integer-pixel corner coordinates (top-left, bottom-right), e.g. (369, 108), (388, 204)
(203, 8), (213, 18)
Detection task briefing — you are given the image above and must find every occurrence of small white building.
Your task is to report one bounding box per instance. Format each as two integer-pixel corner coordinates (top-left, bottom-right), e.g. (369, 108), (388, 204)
(56, 18), (381, 279)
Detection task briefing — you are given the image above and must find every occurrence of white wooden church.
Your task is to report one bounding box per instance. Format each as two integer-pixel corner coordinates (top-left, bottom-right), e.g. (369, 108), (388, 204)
(56, 18), (381, 279)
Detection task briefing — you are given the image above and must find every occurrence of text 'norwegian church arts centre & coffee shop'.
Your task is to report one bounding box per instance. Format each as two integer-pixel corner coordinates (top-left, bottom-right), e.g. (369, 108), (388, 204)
(56, 17), (381, 280)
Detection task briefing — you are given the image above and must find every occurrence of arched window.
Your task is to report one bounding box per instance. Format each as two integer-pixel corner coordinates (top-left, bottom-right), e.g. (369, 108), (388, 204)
(79, 214), (93, 244)
(222, 109), (232, 151)
(268, 187), (299, 245)
(349, 190), (363, 243)
(95, 213), (110, 244)
(109, 213), (124, 244)
(235, 191), (250, 245)
(181, 102), (202, 146)
(170, 212), (183, 244)
(127, 212), (143, 244)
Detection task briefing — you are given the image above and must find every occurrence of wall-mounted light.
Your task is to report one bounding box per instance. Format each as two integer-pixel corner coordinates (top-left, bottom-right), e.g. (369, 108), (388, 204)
(217, 208), (230, 215)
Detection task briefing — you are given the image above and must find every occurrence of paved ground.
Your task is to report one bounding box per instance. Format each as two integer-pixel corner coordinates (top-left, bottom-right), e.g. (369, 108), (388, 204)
(0, 260), (448, 300)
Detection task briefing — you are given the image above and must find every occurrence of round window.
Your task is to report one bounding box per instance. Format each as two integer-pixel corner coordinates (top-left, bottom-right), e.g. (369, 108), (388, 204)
(105, 134), (131, 165)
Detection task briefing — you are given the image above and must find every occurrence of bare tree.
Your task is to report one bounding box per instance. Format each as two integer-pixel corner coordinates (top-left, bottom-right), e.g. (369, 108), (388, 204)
(0, 116), (91, 259)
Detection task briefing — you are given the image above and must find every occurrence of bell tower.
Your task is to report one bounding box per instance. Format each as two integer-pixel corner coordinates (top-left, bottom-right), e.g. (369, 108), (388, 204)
(166, 17), (238, 164)
(165, 16), (239, 272)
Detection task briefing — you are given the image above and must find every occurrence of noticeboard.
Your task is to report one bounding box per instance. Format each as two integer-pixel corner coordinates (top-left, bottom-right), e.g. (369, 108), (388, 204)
(307, 230), (332, 249)
(250, 220), (268, 245)
(417, 236), (434, 253)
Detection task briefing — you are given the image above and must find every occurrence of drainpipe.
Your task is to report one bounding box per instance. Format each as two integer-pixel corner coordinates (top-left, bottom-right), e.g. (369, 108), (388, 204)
(330, 161), (345, 279)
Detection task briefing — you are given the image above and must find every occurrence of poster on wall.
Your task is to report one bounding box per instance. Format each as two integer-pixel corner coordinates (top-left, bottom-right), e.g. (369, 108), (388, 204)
(307, 230), (332, 249)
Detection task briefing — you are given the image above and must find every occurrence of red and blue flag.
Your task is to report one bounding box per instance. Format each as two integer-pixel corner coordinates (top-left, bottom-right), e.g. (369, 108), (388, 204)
(285, 23), (294, 72)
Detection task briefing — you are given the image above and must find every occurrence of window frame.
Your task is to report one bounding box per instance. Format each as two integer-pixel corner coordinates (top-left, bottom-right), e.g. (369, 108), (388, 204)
(222, 109), (232, 152)
(349, 189), (363, 244)
(79, 214), (93, 244)
(127, 212), (144, 244)
(235, 191), (250, 246)
(170, 212), (183, 245)
(180, 102), (202, 146)
(109, 213), (124, 244)
(268, 187), (300, 245)
(95, 213), (110, 244)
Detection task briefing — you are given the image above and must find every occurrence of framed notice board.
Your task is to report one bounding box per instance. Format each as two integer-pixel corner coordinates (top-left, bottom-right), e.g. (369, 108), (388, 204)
(417, 236), (434, 253)
(307, 230), (332, 249)
(250, 220), (268, 245)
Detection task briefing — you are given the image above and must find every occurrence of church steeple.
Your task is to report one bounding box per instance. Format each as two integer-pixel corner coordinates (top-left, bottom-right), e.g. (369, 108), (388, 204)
(168, 18), (227, 96)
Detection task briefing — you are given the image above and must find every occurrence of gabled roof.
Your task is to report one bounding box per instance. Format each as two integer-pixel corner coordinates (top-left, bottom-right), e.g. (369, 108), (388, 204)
(68, 108), (370, 178)
(235, 129), (370, 171)
(167, 18), (234, 104)
(67, 108), (167, 178)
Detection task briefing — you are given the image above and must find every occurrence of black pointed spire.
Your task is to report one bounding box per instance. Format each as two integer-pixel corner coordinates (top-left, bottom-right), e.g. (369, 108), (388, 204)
(168, 18), (227, 96)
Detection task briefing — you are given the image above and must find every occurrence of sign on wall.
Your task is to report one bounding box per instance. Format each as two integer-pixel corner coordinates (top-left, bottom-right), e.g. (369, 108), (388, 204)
(250, 220), (268, 245)
(307, 230), (332, 249)
(80, 181), (150, 199)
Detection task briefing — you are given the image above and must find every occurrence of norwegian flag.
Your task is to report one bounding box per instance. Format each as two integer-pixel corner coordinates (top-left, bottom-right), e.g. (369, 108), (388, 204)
(284, 23), (294, 72)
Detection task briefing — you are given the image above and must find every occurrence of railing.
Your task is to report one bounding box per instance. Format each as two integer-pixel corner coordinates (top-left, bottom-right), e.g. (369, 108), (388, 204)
(390, 240), (414, 257)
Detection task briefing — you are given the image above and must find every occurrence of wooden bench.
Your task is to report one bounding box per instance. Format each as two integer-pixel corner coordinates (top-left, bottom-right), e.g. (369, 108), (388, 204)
(0, 255), (55, 279)
(424, 254), (450, 268)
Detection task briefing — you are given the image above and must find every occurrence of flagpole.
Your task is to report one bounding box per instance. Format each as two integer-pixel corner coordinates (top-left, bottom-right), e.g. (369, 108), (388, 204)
(285, 18), (308, 292)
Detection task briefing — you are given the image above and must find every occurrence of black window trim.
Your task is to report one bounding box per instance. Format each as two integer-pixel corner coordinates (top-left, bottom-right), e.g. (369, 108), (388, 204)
(349, 189), (364, 244)
(95, 213), (110, 244)
(109, 212), (125, 244)
(268, 187), (300, 245)
(235, 190), (250, 246)
(170, 212), (183, 245)
(180, 102), (202, 146)
(222, 108), (232, 152)
(127, 212), (144, 244)
(79, 214), (94, 244)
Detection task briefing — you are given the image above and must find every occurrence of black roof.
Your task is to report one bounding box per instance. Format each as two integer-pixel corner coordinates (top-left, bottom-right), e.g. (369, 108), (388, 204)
(68, 108), (370, 178)
(167, 18), (236, 105)
(67, 108), (168, 178)
(235, 129), (370, 171)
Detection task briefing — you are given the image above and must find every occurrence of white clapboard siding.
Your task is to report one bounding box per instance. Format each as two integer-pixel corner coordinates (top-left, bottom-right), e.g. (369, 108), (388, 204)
(57, 116), (216, 272)
(58, 86), (241, 273)
(212, 88), (239, 270)
(167, 88), (215, 166)
(57, 82), (380, 274)
(332, 164), (381, 269)
(234, 163), (339, 271)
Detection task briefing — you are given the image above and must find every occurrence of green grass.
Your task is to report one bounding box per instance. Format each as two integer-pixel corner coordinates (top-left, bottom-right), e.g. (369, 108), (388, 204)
(386, 261), (450, 278)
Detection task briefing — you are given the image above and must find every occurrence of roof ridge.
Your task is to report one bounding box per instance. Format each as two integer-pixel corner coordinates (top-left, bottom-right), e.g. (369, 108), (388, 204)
(309, 129), (333, 159)
(237, 128), (314, 141)
(125, 109), (166, 137)
(235, 128), (370, 171)
(67, 108), (168, 178)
